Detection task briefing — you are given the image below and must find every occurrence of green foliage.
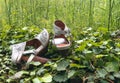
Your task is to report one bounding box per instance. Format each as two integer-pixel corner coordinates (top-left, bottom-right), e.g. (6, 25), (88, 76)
(0, 27), (120, 83)
(40, 73), (52, 82)
(0, 0), (120, 83)
(32, 77), (42, 83)
(0, 0), (120, 31)
(53, 72), (68, 82)
(56, 59), (69, 71)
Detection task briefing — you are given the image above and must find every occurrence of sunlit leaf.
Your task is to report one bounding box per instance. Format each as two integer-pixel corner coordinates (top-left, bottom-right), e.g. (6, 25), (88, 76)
(114, 72), (120, 78)
(41, 73), (52, 82)
(29, 61), (41, 66)
(32, 77), (41, 83)
(95, 54), (108, 59)
(0, 54), (3, 57)
(6, 79), (15, 83)
(30, 70), (36, 76)
(93, 32), (100, 37)
(75, 40), (84, 44)
(9, 71), (29, 79)
(97, 27), (108, 33)
(76, 42), (87, 51)
(0, 76), (4, 80)
(70, 63), (86, 68)
(68, 70), (76, 78)
(37, 67), (46, 76)
(69, 55), (81, 61)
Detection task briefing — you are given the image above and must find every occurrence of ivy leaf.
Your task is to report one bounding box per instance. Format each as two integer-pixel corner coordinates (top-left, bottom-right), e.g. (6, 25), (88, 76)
(53, 72), (68, 82)
(68, 70), (76, 78)
(37, 67), (46, 75)
(92, 47), (102, 54)
(32, 77), (42, 83)
(108, 75), (115, 80)
(30, 70), (36, 76)
(96, 69), (107, 78)
(117, 52), (120, 55)
(93, 32), (100, 37)
(76, 42), (87, 51)
(114, 72), (120, 78)
(83, 50), (93, 60)
(75, 40), (83, 44)
(57, 59), (69, 71)
(108, 40), (115, 47)
(70, 63), (86, 68)
(0, 54), (3, 57)
(41, 73), (52, 82)
(97, 27), (108, 33)
(114, 48), (120, 52)
(87, 75), (95, 83)
(0, 76), (4, 80)
(100, 79), (109, 83)
(10, 71), (29, 79)
(29, 61), (41, 66)
(70, 55), (81, 61)
(95, 54), (108, 59)
(6, 79), (15, 83)
(105, 62), (119, 72)
(83, 50), (92, 54)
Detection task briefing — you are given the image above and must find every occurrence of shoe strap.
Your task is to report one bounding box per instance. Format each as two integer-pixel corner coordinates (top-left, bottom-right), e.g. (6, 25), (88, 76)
(34, 45), (44, 55)
(23, 29), (48, 56)
(23, 49), (35, 55)
(23, 45), (44, 56)
(26, 54), (35, 68)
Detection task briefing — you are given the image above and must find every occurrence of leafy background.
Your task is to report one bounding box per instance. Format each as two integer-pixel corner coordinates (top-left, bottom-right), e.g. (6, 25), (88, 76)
(0, 0), (120, 83)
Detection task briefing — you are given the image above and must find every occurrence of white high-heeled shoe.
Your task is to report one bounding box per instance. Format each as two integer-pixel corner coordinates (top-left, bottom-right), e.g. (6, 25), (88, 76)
(11, 29), (49, 65)
(52, 20), (72, 50)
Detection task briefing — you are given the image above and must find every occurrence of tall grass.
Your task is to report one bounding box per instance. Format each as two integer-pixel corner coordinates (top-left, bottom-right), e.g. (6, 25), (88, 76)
(0, 0), (3, 29)
(0, 0), (120, 32)
(0, 0), (119, 48)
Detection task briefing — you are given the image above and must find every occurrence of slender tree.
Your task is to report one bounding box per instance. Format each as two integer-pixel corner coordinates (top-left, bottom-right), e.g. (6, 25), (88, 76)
(89, 0), (93, 27)
(108, 0), (112, 31)
(4, 0), (11, 25)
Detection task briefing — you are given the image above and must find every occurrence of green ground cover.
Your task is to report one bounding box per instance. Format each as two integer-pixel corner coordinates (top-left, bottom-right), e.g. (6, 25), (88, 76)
(0, 0), (120, 83)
